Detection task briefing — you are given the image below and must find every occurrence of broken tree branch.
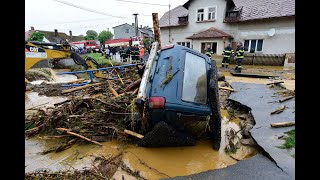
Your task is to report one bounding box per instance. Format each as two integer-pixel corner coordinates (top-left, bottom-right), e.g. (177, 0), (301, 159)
(95, 98), (125, 110)
(124, 79), (141, 92)
(107, 81), (119, 97)
(219, 86), (236, 92)
(123, 129), (144, 139)
(56, 128), (103, 146)
(271, 121), (295, 128)
(271, 105), (286, 115)
(132, 88), (139, 95)
(62, 82), (103, 94)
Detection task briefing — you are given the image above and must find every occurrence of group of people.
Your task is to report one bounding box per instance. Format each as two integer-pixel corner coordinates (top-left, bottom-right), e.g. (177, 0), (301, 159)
(119, 44), (149, 63)
(205, 42), (245, 73)
(104, 46), (117, 60)
(73, 46), (91, 54)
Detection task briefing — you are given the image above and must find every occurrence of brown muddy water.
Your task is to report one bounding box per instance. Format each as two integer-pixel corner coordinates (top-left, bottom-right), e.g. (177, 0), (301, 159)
(25, 108), (257, 179)
(25, 68), (264, 179)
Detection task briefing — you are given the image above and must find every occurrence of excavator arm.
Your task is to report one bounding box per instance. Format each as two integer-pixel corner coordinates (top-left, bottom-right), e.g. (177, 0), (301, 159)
(25, 41), (102, 71)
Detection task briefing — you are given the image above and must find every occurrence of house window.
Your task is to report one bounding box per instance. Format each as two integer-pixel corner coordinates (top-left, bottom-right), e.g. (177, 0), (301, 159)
(208, 7), (216, 20)
(228, 11), (238, 18)
(178, 16), (188, 24)
(197, 9), (204, 21)
(244, 39), (264, 52)
(177, 42), (191, 48)
(125, 29), (130, 33)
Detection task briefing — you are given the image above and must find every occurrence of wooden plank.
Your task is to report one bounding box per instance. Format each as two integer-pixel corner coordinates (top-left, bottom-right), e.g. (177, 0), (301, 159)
(124, 129), (144, 139)
(61, 82), (103, 94)
(271, 121), (295, 128)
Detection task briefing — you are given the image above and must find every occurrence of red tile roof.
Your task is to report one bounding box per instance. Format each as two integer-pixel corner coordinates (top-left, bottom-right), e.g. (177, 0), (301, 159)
(186, 27), (233, 39)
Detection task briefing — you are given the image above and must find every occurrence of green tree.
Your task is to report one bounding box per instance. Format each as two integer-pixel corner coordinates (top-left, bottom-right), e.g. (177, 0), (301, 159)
(143, 38), (150, 48)
(28, 32), (45, 42)
(84, 30), (98, 40)
(98, 30), (113, 44)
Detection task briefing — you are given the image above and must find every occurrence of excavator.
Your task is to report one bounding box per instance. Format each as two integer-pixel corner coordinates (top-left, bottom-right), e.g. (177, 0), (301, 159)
(25, 40), (108, 84)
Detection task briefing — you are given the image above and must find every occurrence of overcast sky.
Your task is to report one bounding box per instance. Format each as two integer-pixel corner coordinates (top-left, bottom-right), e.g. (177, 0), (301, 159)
(25, 0), (188, 36)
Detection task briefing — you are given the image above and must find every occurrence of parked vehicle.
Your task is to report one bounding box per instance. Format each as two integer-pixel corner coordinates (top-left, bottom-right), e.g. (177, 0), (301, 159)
(71, 40), (101, 53)
(136, 42), (221, 149)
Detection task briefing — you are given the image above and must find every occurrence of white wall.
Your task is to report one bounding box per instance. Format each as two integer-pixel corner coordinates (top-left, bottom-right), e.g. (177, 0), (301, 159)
(160, 0), (295, 55)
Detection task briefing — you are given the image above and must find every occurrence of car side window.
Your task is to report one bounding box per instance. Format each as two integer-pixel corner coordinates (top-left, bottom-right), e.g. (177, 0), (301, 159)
(182, 52), (207, 104)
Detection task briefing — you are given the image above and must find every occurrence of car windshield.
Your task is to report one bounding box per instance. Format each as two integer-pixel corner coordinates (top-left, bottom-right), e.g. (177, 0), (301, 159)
(182, 52), (207, 104)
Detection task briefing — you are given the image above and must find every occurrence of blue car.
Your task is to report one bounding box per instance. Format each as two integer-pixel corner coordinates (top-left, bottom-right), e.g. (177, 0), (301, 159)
(136, 42), (221, 150)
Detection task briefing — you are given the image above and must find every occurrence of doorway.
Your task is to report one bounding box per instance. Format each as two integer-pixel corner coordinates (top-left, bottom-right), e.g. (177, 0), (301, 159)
(201, 42), (217, 54)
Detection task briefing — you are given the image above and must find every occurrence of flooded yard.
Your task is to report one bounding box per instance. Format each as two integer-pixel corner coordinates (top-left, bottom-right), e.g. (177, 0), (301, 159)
(25, 66), (293, 179)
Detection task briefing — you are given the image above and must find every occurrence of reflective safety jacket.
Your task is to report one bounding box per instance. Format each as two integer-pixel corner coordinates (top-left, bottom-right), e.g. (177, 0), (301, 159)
(205, 48), (213, 58)
(236, 46), (245, 59)
(222, 46), (234, 58)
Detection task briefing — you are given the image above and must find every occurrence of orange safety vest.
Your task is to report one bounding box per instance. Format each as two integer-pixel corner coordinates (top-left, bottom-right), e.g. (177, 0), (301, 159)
(139, 48), (145, 58)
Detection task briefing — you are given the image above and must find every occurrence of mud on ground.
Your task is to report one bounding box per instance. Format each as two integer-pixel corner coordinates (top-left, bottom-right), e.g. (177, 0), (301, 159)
(218, 66), (295, 80)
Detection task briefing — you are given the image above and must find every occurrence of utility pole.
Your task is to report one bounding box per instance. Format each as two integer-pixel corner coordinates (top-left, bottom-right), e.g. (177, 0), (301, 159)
(152, 13), (161, 49)
(168, 4), (171, 43)
(133, 13), (139, 37)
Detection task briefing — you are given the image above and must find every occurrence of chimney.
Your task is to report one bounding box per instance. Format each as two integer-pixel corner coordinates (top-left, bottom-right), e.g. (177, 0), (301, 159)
(31, 26), (34, 31)
(69, 30), (72, 37)
(54, 29), (58, 36)
(132, 23), (134, 26)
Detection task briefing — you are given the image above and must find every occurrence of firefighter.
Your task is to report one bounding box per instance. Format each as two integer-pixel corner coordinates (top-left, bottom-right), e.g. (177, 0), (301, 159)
(131, 45), (140, 63)
(125, 45), (132, 62)
(222, 43), (234, 68)
(235, 42), (245, 73)
(119, 46), (126, 62)
(205, 44), (214, 60)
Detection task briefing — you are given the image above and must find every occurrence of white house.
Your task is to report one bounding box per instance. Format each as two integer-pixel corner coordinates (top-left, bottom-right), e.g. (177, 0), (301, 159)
(159, 0), (295, 58)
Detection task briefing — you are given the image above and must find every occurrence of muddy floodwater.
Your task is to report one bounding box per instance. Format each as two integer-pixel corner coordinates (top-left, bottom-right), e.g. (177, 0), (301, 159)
(25, 68), (265, 179)
(25, 108), (257, 179)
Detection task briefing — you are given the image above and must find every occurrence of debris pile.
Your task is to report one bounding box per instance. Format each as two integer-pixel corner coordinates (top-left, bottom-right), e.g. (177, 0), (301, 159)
(26, 67), (145, 152)
(25, 153), (145, 180)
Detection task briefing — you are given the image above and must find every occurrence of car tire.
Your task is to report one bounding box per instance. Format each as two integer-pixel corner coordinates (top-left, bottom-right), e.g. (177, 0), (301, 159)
(209, 61), (221, 150)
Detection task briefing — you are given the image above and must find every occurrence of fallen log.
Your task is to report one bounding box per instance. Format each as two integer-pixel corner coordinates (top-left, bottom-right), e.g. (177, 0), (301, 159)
(124, 129), (144, 139)
(279, 96), (294, 103)
(56, 128), (103, 146)
(124, 79), (141, 92)
(266, 81), (284, 85)
(271, 121), (295, 128)
(219, 86), (236, 92)
(271, 105), (286, 115)
(62, 82), (103, 94)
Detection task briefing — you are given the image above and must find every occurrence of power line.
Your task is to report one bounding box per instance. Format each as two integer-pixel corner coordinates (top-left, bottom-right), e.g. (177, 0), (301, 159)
(25, 18), (115, 26)
(52, 0), (131, 19)
(113, 0), (169, 7)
